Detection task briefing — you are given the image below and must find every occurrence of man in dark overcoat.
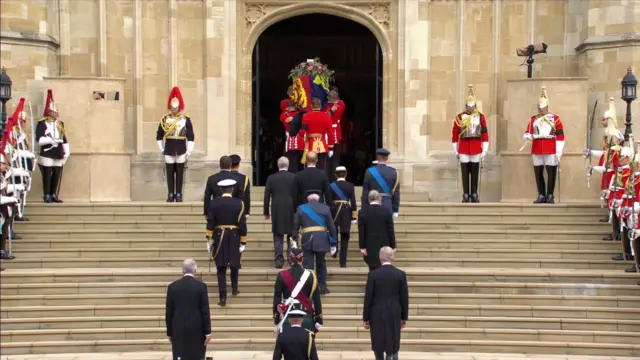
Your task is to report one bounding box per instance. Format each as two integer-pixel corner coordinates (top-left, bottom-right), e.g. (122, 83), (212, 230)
(165, 259), (211, 360)
(330, 166), (357, 267)
(359, 190), (396, 271)
(264, 156), (296, 268)
(206, 179), (248, 306)
(292, 151), (332, 211)
(203, 155), (244, 216)
(363, 247), (409, 360)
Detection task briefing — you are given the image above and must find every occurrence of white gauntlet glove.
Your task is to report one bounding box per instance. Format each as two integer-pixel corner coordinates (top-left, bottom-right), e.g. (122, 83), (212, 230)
(523, 133), (533, 142)
(329, 150), (334, 158)
(393, 212), (399, 219)
(452, 143), (458, 156)
(239, 244), (246, 253)
(157, 140), (164, 153)
(330, 247), (337, 256)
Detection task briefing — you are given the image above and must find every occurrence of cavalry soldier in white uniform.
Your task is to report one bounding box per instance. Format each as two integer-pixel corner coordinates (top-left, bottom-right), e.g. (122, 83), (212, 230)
(35, 89), (69, 203)
(156, 86), (195, 203)
(523, 87), (565, 204)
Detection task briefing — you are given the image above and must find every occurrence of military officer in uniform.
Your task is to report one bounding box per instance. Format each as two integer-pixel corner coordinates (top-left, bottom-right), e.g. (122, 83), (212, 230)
(230, 154), (250, 219)
(273, 246), (324, 334)
(280, 101), (305, 173)
(292, 189), (337, 294)
(36, 89), (70, 203)
(156, 86), (195, 203)
(203, 155), (244, 216)
(362, 148), (400, 218)
(206, 179), (248, 306)
(452, 84), (489, 203)
(523, 87), (565, 204)
(330, 166), (357, 267)
(273, 303), (320, 360)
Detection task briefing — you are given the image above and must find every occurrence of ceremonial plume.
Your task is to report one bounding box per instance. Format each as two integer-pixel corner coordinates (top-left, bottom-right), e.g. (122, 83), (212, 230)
(167, 86), (184, 111)
(466, 84), (476, 106)
(538, 87), (549, 108)
(43, 89), (56, 117)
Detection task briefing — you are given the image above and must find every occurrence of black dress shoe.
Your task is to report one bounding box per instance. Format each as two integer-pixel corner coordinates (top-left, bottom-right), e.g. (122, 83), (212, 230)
(471, 194), (480, 203)
(603, 234), (614, 241)
(625, 264), (637, 273)
(462, 194), (470, 203)
(320, 288), (330, 295)
(232, 289), (240, 296)
(166, 193), (175, 203)
(218, 298), (226, 306)
(10, 232), (21, 240)
(51, 195), (63, 203)
(1, 253), (15, 260)
(15, 217), (29, 222)
(546, 194), (555, 204)
(599, 216), (610, 223)
(612, 254), (624, 261)
(44, 195), (52, 203)
(340, 264), (347, 268)
(175, 193), (183, 202)
(533, 195), (546, 204)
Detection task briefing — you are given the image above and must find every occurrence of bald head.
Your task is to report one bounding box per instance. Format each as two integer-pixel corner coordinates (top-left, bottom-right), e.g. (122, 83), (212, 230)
(278, 156), (289, 170)
(306, 151), (318, 165)
(182, 259), (197, 275)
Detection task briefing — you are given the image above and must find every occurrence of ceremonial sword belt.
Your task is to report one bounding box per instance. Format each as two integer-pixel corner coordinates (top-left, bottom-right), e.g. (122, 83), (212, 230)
(165, 135), (187, 139)
(300, 226), (327, 234)
(210, 225), (239, 259)
(332, 200), (349, 204)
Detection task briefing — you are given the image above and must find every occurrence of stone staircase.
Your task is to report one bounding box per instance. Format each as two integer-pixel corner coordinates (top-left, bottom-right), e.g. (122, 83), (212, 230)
(1, 193), (640, 356)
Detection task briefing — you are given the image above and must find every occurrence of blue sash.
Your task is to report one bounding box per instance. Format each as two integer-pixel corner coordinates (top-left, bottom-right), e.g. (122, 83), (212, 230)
(369, 167), (391, 194)
(330, 183), (348, 201)
(300, 204), (327, 227)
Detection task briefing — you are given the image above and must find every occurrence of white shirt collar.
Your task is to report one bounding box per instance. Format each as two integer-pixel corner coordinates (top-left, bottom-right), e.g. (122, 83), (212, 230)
(337, 178), (346, 181)
(370, 201), (381, 206)
(307, 165), (316, 168)
(221, 169), (230, 172)
(382, 262), (392, 266)
(183, 273), (195, 277)
(279, 169), (288, 171)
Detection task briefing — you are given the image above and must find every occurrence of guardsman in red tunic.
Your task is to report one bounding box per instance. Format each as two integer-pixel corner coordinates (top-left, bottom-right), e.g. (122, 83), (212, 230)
(281, 101), (305, 173)
(618, 149), (640, 264)
(281, 86), (294, 113)
(452, 84), (489, 203)
(625, 155), (640, 273)
(323, 88), (346, 180)
(299, 98), (336, 176)
(586, 97), (624, 222)
(523, 87), (565, 204)
(606, 145), (634, 242)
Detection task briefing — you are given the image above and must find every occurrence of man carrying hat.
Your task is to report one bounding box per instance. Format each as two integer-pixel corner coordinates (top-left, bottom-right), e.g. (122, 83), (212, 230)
(273, 302), (320, 360)
(206, 178), (248, 307)
(273, 245), (324, 335)
(362, 148), (400, 218)
(330, 166), (357, 267)
(230, 154), (250, 219)
(292, 189), (337, 295)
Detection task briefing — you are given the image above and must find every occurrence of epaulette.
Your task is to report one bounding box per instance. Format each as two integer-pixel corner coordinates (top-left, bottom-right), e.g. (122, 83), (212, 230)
(38, 117), (48, 122)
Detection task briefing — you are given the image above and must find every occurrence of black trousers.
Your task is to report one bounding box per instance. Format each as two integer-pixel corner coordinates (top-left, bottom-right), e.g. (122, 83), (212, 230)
(317, 153), (329, 178)
(1, 210), (13, 252)
(459, 162), (480, 195)
(165, 163), (186, 194)
(273, 234), (291, 268)
(39, 164), (64, 198)
(216, 266), (239, 299)
(286, 150), (304, 173)
(339, 232), (350, 267)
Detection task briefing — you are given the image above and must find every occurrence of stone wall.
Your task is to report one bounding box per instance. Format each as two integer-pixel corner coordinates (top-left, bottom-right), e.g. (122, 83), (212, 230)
(1, 0), (637, 202)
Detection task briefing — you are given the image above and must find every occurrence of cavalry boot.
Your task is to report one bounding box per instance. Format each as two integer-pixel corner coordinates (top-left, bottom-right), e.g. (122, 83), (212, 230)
(600, 215), (610, 223)
(622, 228), (633, 260)
(386, 354), (399, 360)
(175, 163), (185, 202)
(165, 163), (176, 202)
(533, 166), (546, 203)
(545, 165), (557, 204)
(50, 167), (64, 203)
(374, 352), (385, 360)
(460, 162), (471, 203)
(470, 161), (480, 203)
(40, 165), (52, 203)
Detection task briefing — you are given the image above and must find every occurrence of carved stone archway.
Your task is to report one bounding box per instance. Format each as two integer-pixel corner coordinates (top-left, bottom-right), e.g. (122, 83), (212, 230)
(235, 1), (398, 160)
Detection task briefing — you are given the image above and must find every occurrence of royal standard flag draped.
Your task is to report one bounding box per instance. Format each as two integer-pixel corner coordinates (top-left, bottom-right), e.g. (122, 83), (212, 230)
(290, 59), (334, 112)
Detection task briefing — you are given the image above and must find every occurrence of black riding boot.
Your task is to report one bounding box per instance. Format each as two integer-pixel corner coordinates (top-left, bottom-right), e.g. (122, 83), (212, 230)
(460, 162), (471, 203)
(533, 166), (546, 203)
(39, 165), (52, 203)
(50, 166), (63, 203)
(175, 163), (185, 202)
(165, 163), (176, 202)
(470, 161), (480, 203)
(545, 165), (557, 204)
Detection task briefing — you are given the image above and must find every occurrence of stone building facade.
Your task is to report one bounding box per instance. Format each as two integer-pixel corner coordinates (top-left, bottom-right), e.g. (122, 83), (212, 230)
(0, 0), (638, 202)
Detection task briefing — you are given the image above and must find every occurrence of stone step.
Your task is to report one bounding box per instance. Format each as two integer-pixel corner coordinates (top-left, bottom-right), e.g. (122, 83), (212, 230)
(9, 247), (623, 261)
(2, 327), (638, 345)
(4, 281), (638, 297)
(13, 220), (611, 231)
(3, 304), (639, 321)
(11, 228), (611, 240)
(1, 267), (637, 285)
(9, 238), (622, 251)
(2, 256), (633, 271)
(21, 211), (608, 222)
(25, 202), (605, 214)
(3, 292), (637, 308)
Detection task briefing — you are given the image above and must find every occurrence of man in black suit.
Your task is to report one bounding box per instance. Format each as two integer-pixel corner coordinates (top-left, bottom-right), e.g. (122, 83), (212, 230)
(359, 190), (396, 271)
(264, 157), (296, 268)
(273, 303), (320, 360)
(230, 154), (251, 218)
(203, 155), (243, 216)
(363, 247), (409, 360)
(362, 148), (400, 219)
(292, 151), (332, 211)
(165, 259), (212, 360)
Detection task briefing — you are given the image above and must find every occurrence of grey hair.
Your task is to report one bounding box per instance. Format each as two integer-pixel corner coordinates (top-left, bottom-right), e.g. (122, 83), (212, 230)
(368, 190), (381, 203)
(307, 193), (320, 202)
(379, 247), (395, 263)
(182, 259), (197, 274)
(277, 156), (289, 170)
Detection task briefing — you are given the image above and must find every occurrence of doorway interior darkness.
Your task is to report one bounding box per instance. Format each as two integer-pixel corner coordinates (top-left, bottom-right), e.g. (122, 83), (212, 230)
(251, 13), (383, 186)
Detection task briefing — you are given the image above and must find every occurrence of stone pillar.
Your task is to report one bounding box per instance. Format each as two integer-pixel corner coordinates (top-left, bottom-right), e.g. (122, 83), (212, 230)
(28, 77), (131, 202)
(501, 78), (599, 203)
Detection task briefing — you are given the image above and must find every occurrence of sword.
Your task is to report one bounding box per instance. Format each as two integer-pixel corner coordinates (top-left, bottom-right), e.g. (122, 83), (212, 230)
(28, 101), (36, 154)
(455, 155), (459, 191)
(478, 158), (483, 195)
(557, 159), (561, 204)
(585, 101), (598, 187)
(55, 166), (64, 199)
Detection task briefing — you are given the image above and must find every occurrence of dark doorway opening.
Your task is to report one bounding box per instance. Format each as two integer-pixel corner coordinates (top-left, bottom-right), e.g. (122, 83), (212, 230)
(251, 13), (383, 185)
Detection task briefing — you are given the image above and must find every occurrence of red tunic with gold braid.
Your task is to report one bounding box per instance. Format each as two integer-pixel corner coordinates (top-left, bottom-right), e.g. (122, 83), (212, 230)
(601, 144), (620, 191)
(452, 112), (488, 155)
(608, 166), (631, 209)
(280, 110), (305, 151)
(299, 110), (334, 153)
(620, 172), (640, 220)
(323, 100), (345, 145)
(280, 99), (291, 113)
(524, 113), (565, 155)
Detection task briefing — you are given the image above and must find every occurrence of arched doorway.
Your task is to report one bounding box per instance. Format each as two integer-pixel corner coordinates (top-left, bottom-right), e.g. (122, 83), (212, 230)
(251, 13), (383, 185)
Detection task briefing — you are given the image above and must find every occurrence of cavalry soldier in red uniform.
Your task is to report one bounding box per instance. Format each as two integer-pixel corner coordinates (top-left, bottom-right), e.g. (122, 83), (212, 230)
(280, 101), (305, 173)
(605, 145), (634, 242)
(299, 98), (336, 176)
(586, 97), (624, 222)
(523, 87), (565, 204)
(330, 166), (357, 267)
(452, 84), (488, 203)
(156, 86), (195, 202)
(323, 88), (346, 180)
(617, 149), (640, 264)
